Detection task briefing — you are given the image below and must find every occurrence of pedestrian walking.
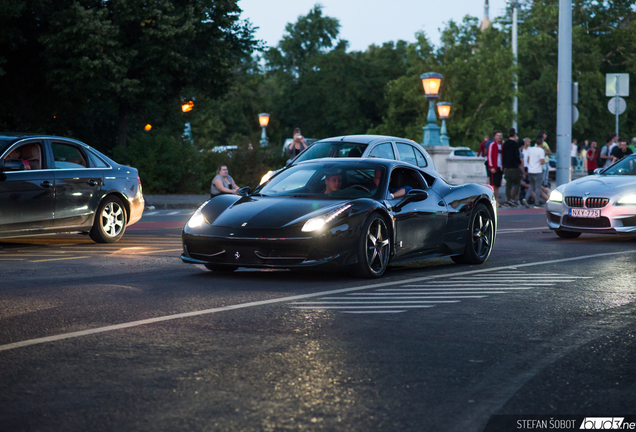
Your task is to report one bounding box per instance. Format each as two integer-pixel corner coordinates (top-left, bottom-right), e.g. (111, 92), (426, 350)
(523, 134), (546, 208)
(502, 128), (523, 206)
(586, 141), (598, 175)
(570, 138), (579, 171)
(538, 130), (552, 187)
(611, 137), (633, 163)
(599, 134), (617, 169)
(487, 130), (504, 207)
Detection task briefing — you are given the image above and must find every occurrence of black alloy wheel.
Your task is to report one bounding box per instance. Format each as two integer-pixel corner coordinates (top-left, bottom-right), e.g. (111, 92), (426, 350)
(89, 196), (127, 243)
(451, 203), (494, 264)
(555, 229), (581, 239)
(356, 214), (391, 278)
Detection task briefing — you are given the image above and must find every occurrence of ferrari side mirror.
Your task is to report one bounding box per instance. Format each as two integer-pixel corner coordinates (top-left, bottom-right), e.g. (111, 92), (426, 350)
(394, 189), (428, 210)
(238, 186), (252, 197)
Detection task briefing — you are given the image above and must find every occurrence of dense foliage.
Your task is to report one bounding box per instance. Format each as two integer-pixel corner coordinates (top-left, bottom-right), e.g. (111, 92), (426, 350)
(1, 1), (635, 193)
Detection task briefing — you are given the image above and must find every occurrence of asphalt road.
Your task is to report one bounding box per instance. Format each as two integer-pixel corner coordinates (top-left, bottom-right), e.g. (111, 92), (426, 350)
(1, 209), (635, 432)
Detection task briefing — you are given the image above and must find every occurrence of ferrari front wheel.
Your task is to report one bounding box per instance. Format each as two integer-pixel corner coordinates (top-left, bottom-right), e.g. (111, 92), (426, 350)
(451, 203), (494, 265)
(356, 214), (391, 278)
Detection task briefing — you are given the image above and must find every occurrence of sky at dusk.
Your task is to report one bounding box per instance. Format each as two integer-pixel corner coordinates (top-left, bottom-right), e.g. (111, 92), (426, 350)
(238, 0), (512, 52)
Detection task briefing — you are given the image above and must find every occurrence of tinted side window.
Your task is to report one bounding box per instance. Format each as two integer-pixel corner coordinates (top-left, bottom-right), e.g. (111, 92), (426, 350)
(87, 151), (109, 168)
(52, 143), (87, 169)
(413, 146), (428, 167)
(389, 167), (427, 191)
(368, 143), (396, 160)
(396, 143), (417, 166)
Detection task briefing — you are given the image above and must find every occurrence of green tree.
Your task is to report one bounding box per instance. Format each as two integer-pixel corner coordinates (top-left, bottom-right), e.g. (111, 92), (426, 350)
(0, 0), (257, 150)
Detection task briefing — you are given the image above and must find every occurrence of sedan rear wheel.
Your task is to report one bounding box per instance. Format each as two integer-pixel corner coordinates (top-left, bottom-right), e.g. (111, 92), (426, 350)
(356, 214), (391, 278)
(451, 203), (494, 264)
(89, 196), (127, 243)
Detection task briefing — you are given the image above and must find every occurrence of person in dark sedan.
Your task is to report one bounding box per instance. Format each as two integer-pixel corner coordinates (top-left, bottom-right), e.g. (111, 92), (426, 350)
(5, 148), (31, 170)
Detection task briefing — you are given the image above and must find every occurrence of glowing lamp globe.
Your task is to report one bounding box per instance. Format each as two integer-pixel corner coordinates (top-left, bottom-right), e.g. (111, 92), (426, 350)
(436, 102), (452, 119)
(420, 72), (443, 98)
(258, 113), (270, 127)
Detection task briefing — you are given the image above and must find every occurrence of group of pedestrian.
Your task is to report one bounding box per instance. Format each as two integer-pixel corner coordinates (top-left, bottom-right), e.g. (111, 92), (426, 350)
(572, 134), (635, 174)
(481, 128), (552, 208)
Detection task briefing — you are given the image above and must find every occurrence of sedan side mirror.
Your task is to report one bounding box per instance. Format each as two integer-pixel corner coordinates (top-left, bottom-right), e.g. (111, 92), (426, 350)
(0, 159), (26, 172)
(593, 168), (603, 175)
(238, 186), (252, 197)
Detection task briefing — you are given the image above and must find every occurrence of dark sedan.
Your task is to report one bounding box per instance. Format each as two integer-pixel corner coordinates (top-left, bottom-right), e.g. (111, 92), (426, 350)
(182, 158), (496, 278)
(0, 134), (144, 243)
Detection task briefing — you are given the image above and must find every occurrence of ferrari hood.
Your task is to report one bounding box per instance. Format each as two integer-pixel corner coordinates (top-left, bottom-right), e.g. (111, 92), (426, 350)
(206, 196), (348, 229)
(566, 175), (636, 196)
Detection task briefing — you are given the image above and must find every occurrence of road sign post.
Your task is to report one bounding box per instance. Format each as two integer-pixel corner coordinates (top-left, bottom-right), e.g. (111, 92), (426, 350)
(606, 73), (629, 138)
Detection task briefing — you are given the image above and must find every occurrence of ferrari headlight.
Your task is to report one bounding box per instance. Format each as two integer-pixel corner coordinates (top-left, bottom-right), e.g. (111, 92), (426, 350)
(549, 189), (564, 203)
(302, 204), (352, 232)
(617, 194), (636, 205)
(260, 171), (275, 185)
(187, 204), (208, 228)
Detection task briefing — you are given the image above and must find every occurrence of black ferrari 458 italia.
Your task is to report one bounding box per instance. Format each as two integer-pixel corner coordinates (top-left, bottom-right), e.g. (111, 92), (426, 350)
(182, 158), (497, 278)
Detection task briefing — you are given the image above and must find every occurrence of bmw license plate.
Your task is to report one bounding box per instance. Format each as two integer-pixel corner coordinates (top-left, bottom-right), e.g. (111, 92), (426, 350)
(569, 208), (600, 218)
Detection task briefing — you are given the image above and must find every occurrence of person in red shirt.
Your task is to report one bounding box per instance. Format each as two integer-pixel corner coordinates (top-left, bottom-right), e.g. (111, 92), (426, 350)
(586, 141), (598, 175)
(487, 130), (504, 206)
(477, 135), (489, 157)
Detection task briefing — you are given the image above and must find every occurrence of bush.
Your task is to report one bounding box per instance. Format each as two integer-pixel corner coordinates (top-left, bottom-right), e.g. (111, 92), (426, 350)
(114, 132), (288, 194)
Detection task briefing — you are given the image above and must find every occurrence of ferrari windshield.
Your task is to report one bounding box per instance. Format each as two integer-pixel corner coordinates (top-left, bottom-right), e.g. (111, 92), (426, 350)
(293, 142), (368, 164)
(602, 155), (636, 176)
(257, 162), (386, 199)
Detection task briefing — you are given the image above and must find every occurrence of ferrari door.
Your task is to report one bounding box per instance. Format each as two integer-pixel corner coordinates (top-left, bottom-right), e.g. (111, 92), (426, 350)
(390, 167), (447, 258)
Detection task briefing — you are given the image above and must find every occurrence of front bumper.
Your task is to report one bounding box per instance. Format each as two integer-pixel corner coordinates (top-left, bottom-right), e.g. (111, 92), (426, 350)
(181, 226), (360, 269)
(546, 199), (636, 234)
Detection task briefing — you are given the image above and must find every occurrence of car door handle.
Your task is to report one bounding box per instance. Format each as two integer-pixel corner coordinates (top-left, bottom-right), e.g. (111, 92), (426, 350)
(40, 181), (52, 188)
(87, 179), (100, 187)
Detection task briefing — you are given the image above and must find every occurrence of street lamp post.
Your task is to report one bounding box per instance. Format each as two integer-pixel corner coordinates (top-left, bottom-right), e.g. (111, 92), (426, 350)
(505, 0), (526, 131)
(437, 102), (452, 146)
(258, 113), (270, 147)
(420, 72), (443, 146)
(181, 100), (194, 142)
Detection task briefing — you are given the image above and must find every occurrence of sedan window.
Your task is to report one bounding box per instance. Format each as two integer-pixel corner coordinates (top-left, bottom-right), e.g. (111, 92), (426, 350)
(396, 143), (428, 168)
(52, 142), (88, 169)
(293, 142), (368, 163)
(368, 143), (395, 160)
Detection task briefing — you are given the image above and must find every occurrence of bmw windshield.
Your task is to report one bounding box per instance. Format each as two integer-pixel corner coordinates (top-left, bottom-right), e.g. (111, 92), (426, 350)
(256, 162), (386, 199)
(601, 155), (636, 176)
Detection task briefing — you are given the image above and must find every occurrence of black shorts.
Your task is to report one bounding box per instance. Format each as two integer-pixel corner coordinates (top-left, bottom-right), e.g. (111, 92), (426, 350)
(490, 168), (503, 187)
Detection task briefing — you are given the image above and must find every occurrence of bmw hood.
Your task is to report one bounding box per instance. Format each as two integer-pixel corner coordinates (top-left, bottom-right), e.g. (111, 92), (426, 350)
(204, 196), (349, 229)
(564, 175), (636, 196)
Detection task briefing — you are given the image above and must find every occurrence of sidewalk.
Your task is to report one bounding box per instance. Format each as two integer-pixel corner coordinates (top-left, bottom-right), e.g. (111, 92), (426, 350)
(143, 194), (209, 210)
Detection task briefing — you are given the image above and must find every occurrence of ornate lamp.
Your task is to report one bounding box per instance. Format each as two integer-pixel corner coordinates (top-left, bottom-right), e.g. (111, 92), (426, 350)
(436, 102), (452, 146)
(420, 72), (443, 146)
(258, 113), (270, 146)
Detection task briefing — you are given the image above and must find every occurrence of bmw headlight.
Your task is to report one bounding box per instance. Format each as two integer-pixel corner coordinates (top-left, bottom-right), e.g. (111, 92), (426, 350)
(617, 194), (636, 205)
(302, 204), (352, 232)
(187, 203), (208, 228)
(549, 189), (564, 203)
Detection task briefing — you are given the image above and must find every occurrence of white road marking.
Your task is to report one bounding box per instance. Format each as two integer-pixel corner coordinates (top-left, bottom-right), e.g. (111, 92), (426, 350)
(2, 249), (636, 352)
(290, 305), (437, 310)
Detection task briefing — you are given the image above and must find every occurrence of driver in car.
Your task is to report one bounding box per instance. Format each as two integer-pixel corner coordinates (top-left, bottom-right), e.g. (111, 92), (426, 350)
(324, 172), (342, 195)
(5, 148), (31, 170)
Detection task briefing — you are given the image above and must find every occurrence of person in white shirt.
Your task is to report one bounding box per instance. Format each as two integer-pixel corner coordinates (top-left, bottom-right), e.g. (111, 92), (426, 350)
(571, 139), (579, 171)
(524, 134), (546, 207)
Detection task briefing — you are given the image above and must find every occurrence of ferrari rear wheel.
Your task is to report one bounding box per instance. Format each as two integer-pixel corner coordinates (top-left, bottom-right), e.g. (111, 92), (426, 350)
(555, 229), (581, 239)
(356, 214), (391, 278)
(451, 203), (494, 265)
(204, 264), (238, 272)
